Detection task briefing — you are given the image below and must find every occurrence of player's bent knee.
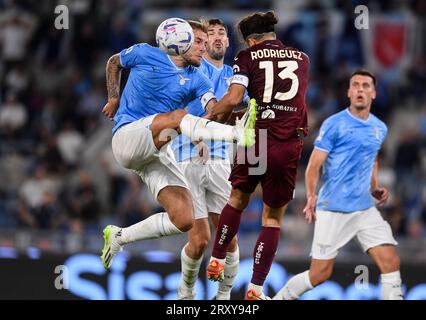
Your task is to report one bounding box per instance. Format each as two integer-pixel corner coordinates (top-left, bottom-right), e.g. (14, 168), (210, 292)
(170, 109), (187, 125)
(172, 206), (194, 232)
(174, 217), (194, 232)
(229, 189), (250, 210)
(165, 202), (194, 232)
(193, 237), (209, 254)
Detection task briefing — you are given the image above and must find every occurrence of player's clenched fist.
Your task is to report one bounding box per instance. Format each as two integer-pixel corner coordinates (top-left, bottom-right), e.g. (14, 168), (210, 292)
(102, 98), (119, 120)
(371, 187), (389, 207)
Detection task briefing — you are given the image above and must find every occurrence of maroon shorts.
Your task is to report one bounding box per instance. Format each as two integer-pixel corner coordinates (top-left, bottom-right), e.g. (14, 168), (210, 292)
(229, 135), (303, 208)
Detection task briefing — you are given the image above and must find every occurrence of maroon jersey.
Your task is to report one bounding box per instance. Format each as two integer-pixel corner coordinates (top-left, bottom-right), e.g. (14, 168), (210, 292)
(231, 39), (310, 140)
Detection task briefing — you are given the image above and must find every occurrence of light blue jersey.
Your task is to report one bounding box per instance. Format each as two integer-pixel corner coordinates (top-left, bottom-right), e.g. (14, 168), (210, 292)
(112, 44), (215, 134)
(171, 57), (237, 161)
(315, 108), (388, 213)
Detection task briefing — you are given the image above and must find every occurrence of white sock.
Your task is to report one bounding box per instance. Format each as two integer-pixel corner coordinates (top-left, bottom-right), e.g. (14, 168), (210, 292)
(381, 271), (403, 300)
(119, 212), (182, 244)
(273, 270), (313, 300)
(217, 246), (240, 300)
(209, 256), (226, 265)
(179, 245), (203, 293)
(180, 114), (236, 142)
(248, 283), (264, 295)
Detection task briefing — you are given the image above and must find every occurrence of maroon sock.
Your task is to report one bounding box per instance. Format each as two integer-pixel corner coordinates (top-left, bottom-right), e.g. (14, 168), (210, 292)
(251, 226), (281, 286)
(212, 204), (243, 260)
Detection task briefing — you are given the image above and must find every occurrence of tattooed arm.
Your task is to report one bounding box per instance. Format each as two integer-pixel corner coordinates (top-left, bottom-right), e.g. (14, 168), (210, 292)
(102, 54), (123, 119)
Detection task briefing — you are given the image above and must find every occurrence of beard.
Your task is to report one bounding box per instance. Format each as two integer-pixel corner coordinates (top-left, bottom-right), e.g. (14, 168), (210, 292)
(183, 55), (201, 67)
(208, 47), (225, 61)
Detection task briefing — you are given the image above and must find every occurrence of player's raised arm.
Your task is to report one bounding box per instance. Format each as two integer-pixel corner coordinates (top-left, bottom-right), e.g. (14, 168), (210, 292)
(205, 84), (246, 122)
(102, 53), (123, 119)
(303, 149), (328, 223)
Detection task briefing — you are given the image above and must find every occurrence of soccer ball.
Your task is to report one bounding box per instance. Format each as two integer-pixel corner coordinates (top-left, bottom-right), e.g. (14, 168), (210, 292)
(156, 18), (194, 56)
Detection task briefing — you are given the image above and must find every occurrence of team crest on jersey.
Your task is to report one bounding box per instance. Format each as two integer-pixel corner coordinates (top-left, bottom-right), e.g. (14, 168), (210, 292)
(316, 130), (325, 142)
(373, 127), (381, 140)
(178, 74), (191, 86)
(261, 109), (275, 119)
(223, 76), (232, 86)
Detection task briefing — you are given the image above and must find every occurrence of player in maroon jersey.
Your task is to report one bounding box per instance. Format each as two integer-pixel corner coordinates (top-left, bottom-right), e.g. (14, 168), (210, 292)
(205, 11), (310, 300)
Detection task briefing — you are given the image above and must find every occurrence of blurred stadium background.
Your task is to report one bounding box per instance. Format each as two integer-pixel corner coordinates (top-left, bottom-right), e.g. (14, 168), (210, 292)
(0, 0), (425, 300)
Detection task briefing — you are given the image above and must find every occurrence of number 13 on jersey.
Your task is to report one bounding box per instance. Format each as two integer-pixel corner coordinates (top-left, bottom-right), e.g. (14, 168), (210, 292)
(259, 60), (299, 103)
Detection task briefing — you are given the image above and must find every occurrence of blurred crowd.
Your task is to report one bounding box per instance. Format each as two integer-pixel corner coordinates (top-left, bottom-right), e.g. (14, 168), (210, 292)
(0, 0), (425, 241)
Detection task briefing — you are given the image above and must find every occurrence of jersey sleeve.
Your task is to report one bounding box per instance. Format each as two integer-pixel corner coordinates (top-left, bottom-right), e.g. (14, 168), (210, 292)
(119, 43), (147, 69)
(231, 50), (250, 88)
(314, 118), (338, 153)
(195, 72), (216, 110)
(186, 99), (205, 117)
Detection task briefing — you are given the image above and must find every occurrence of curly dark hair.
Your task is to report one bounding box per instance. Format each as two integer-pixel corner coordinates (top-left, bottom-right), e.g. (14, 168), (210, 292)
(237, 11), (279, 40)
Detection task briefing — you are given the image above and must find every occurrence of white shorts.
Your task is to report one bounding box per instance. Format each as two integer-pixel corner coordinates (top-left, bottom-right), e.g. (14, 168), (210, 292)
(311, 206), (398, 260)
(112, 115), (189, 199)
(178, 160), (231, 219)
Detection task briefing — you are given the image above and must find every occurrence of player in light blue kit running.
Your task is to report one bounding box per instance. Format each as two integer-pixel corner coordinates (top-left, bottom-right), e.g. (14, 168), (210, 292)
(100, 20), (256, 270)
(172, 19), (247, 300)
(274, 70), (403, 300)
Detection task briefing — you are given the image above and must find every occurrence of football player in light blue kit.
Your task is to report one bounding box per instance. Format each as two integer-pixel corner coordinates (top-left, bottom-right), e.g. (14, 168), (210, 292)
(172, 19), (247, 300)
(274, 70), (403, 300)
(100, 20), (257, 270)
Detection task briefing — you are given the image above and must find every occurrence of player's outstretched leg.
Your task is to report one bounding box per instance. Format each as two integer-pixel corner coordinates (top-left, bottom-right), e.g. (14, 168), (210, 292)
(234, 98), (257, 147)
(273, 259), (333, 300)
(101, 187), (193, 269)
(101, 225), (123, 269)
(273, 270), (314, 300)
(180, 99), (257, 147)
(100, 211), (185, 269)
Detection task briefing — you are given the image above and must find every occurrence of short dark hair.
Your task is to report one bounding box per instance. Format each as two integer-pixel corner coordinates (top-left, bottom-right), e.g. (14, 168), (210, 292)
(237, 11), (278, 40)
(350, 69), (377, 87)
(206, 18), (228, 33)
(187, 20), (207, 33)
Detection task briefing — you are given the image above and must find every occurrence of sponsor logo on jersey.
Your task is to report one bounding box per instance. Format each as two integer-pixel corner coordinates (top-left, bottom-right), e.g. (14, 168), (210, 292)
(373, 127), (381, 140)
(223, 76), (232, 86)
(261, 109), (276, 119)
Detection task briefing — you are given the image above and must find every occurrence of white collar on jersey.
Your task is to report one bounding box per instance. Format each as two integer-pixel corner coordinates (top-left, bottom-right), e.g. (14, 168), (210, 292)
(167, 55), (184, 71)
(345, 108), (371, 123)
(202, 56), (224, 71)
